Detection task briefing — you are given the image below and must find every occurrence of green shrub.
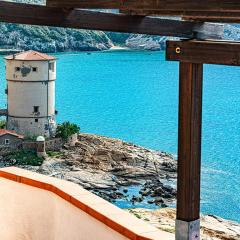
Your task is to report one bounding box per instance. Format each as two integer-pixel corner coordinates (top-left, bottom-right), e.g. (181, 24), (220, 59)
(56, 121), (80, 140)
(5, 150), (43, 166)
(47, 151), (64, 158)
(0, 120), (6, 129)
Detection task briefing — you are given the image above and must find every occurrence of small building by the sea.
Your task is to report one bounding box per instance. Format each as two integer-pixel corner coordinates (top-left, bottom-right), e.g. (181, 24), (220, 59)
(0, 129), (24, 148)
(4, 50), (57, 138)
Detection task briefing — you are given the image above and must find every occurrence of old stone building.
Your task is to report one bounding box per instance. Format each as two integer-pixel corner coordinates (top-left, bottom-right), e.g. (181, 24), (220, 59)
(0, 129), (24, 148)
(4, 50), (57, 138)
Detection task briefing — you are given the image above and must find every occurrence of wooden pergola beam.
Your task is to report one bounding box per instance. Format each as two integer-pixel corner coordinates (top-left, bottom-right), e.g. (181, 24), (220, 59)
(47, 0), (120, 9)
(121, 10), (240, 23)
(166, 40), (240, 66)
(47, 0), (240, 23)
(0, 1), (223, 39)
(183, 15), (240, 23)
(47, 0), (240, 12)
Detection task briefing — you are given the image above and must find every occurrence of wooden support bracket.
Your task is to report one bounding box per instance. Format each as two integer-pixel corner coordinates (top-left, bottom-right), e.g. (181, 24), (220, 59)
(166, 40), (240, 66)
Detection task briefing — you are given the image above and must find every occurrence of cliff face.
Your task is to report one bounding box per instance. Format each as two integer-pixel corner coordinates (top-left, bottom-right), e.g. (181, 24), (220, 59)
(1, 1), (240, 52)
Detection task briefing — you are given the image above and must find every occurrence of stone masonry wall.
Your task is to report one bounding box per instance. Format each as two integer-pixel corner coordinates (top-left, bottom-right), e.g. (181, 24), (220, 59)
(22, 138), (64, 152)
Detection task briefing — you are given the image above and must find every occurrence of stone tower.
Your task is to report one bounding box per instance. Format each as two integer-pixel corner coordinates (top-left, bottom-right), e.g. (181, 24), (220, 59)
(5, 50), (57, 138)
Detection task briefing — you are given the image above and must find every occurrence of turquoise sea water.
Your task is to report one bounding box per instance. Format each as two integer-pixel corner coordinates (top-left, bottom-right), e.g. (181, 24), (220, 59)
(0, 51), (239, 222)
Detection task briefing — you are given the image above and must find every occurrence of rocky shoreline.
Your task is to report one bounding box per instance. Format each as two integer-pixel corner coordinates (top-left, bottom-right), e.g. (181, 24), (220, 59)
(0, 133), (239, 239)
(0, 133), (177, 208)
(127, 208), (240, 240)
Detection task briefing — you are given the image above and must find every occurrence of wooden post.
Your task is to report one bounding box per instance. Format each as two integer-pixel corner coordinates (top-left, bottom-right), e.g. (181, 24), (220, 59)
(176, 62), (203, 240)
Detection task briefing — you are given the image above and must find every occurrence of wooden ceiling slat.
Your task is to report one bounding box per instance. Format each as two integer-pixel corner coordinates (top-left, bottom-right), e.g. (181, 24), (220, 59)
(46, 0), (240, 23)
(0, 1), (223, 39)
(166, 40), (240, 66)
(47, 0), (240, 12)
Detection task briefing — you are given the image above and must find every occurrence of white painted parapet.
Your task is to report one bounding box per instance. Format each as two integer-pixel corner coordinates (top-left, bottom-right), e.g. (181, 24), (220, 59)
(0, 167), (174, 240)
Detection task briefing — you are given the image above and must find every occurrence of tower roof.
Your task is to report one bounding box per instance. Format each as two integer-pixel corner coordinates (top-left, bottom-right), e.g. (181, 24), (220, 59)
(5, 50), (56, 61)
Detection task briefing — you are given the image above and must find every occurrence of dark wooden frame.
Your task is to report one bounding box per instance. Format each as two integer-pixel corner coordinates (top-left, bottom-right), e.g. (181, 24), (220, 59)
(177, 62), (203, 222)
(46, 0), (240, 22)
(0, 1), (223, 39)
(166, 39), (240, 224)
(167, 40), (240, 66)
(47, 0), (240, 12)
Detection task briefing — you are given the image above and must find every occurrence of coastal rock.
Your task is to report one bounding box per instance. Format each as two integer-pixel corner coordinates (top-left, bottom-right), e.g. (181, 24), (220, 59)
(140, 189), (151, 196)
(125, 34), (168, 51)
(131, 195), (143, 203)
(123, 188), (128, 193)
(0, 132), (177, 205)
(1, 132), (238, 239)
(127, 208), (240, 240)
(147, 200), (155, 204)
(154, 197), (164, 204)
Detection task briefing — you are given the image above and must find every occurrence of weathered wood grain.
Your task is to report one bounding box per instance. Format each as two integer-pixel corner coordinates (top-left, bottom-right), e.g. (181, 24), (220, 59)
(121, 9), (240, 23)
(0, 1), (223, 39)
(47, 0), (240, 23)
(47, 0), (240, 12)
(166, 40), (240, 66)
(177, 62), (203, 221)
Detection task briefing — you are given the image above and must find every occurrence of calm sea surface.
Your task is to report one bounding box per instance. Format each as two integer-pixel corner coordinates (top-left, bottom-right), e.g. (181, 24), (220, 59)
(0, 51), (239, 222)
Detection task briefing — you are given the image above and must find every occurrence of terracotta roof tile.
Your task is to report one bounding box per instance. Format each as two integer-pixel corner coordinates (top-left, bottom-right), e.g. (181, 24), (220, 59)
(5, 50), (55, 61)
(0, 129), (24, 139)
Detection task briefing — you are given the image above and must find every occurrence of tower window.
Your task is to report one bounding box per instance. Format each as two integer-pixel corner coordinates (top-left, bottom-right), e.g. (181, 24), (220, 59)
(33, 106), (39, 113)
(32, 67), (38, 72)
(35, 119), (38, 123)
(49, 62), (55, 72)
(15, 67), (20, 72)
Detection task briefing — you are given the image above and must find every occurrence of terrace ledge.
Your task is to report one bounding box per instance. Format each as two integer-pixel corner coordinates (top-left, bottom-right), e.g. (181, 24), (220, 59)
(0, 167), (174, 240)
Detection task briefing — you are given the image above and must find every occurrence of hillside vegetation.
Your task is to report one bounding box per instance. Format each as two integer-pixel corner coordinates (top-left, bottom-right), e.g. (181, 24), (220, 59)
(0, 23), (113, 52)
(1, 1), (240, 52)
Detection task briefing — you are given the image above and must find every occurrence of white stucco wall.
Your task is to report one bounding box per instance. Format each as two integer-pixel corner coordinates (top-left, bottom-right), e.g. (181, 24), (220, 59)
(6, 60), (56, 81)
(7, 81), (55, 117)
(0, 178), (129, 240)
(5, 59), (56, 137)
